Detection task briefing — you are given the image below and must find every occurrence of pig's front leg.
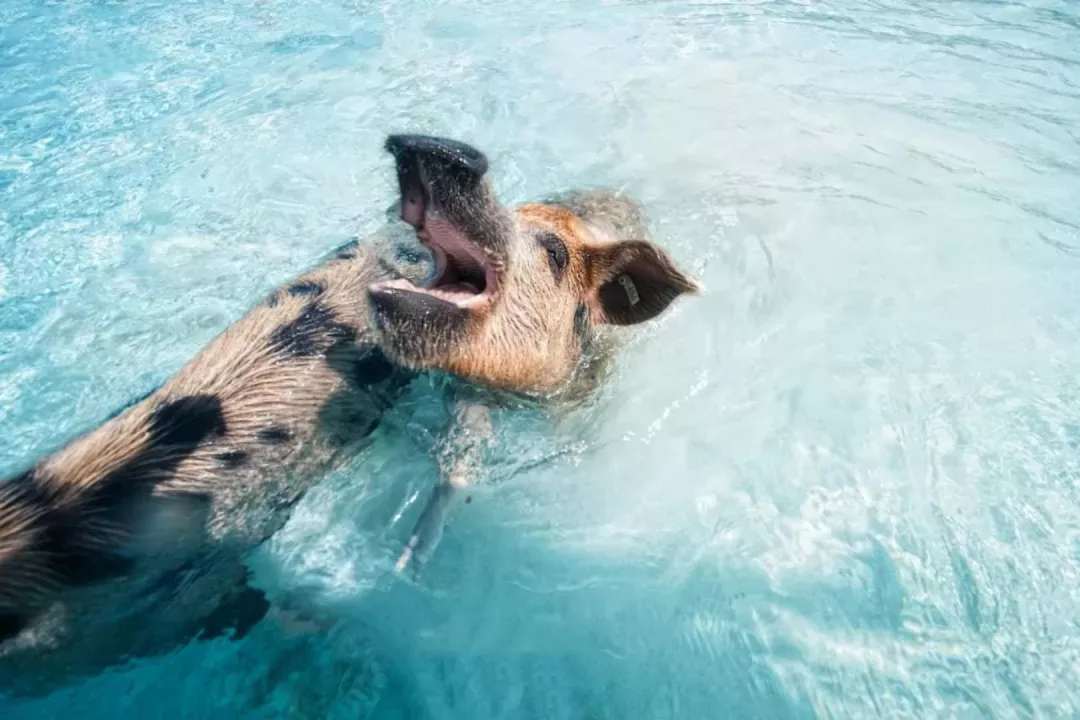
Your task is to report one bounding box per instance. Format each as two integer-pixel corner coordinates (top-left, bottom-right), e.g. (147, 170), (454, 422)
(393, 471), (468, 575)
(395, 400), (492, 576)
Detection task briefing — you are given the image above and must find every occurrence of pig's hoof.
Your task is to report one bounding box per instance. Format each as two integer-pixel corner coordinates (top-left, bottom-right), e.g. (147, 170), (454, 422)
(394, 534), (426, 574)
(394, 546), (414, 575)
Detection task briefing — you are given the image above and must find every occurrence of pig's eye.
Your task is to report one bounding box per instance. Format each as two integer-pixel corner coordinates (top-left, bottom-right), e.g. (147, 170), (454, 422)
(538, 232), (569, 278)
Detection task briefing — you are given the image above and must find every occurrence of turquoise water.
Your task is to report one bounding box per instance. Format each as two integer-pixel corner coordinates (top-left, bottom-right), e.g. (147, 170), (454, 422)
(3, 0), (1080, 716)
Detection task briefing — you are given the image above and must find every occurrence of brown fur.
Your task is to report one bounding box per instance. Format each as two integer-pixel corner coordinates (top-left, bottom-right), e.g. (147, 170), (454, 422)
(374, 190), (701, 399)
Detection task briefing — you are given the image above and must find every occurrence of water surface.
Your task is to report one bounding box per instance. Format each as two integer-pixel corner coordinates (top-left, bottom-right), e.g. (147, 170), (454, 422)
(3, 0), (1080, 717)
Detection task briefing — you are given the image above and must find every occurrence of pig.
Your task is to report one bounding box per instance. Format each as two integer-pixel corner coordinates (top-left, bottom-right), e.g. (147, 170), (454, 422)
(0, 134), (700, 696)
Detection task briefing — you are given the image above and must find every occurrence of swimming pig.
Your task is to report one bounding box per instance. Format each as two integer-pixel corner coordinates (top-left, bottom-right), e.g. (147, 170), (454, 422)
(0, 134), (700, 695)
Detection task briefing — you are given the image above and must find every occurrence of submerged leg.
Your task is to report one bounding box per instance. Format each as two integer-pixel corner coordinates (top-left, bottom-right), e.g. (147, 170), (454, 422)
(395, 400), (491, 576)
(395, 474), (468, 574)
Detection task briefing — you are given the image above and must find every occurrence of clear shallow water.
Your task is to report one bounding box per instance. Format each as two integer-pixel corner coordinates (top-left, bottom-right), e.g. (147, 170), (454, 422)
(3, 0), (1080, 716)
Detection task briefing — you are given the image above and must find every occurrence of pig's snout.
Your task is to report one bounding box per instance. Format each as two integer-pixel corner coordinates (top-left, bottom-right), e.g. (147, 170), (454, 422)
(384, 135), (489, 227)
(384, 134), (488, 179)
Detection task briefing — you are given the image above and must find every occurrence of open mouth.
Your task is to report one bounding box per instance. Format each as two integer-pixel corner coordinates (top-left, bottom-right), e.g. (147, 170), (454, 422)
(416, 217), (498, 304)
(369, 134), (500, 310)
(373, 217), (498, 308)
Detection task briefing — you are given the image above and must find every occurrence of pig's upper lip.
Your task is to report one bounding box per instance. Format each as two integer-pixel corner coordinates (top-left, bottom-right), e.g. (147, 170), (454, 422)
(370, 216), (499, 309)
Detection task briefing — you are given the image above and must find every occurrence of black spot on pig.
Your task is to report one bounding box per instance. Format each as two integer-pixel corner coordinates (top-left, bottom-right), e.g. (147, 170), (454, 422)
(269, 304), (355, 358)
(1, 468), (135, 590)
(324, 345), (415, 421)
(213, 450), (249, 469)
(317, 391), (381, 448)
(287, 281), (324, 298)
(352, 347), (396, 386)
(256, 427), (290, 445)
(149, 395), (227, 446)
(7, 396), (225, 595)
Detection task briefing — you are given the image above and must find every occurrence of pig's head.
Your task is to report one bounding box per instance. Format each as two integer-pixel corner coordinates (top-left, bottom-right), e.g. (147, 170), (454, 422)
(368, 135), (700, 399)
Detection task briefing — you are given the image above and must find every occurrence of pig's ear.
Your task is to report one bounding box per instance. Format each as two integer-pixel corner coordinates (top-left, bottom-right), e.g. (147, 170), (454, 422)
(587, 240), (701, 326)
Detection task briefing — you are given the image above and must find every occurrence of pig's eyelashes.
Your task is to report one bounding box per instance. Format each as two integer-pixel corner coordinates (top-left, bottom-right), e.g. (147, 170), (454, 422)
(537, 232), (569, 279)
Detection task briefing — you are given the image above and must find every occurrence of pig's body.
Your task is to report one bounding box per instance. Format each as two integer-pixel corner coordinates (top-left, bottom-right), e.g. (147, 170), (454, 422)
(0, 135), (700, 697)
(0, 225), (428, 696)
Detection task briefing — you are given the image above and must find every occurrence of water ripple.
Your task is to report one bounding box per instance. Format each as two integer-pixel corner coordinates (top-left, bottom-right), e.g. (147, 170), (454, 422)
(3, 0), (1080, 717)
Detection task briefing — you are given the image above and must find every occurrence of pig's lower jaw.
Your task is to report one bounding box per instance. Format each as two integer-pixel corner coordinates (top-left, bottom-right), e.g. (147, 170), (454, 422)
(369, 277), (490, 309)
(367, 283), (469, 367)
